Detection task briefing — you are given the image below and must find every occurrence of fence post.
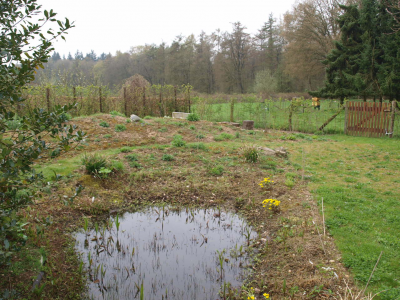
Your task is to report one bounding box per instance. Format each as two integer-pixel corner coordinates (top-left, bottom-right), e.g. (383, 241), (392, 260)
(99, 87), (103, 113)
(390, 101), (396, 138)
(188, 89), (191, 113)
(124, 87), (127, 116)
(174, 86), (177, 112)
(73, 86), (76, 102)
(344, 101), (348, 134)
(142, 87), (146, 116)
(46, 88), (50, 111)
(230, 97), (235, 122)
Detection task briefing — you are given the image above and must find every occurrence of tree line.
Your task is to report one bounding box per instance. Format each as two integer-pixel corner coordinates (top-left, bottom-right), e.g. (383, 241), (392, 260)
(34, 0), (400, 101)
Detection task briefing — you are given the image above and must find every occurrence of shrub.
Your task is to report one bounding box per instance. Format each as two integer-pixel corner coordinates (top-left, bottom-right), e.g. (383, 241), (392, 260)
(171, 135), (186, 147)
(162, 154), (175, 161)
(187, 113), (200, 121)
(110, 111), (126, 117)
(241, 145), (259, 163)
(81, 153), (108, 175)
(115, 124), (127, 132)
(99, 121), (110, 128)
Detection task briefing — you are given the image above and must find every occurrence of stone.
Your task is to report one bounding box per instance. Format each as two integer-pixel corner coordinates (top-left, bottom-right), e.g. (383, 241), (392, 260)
(259, 146), (288, 158)
(172, 112), (190, 119)
(242, 120), (254, 130)
(130, 114), (141, 122)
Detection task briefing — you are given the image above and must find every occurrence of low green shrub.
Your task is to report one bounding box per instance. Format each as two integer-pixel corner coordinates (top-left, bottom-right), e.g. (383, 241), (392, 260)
(99, 121), (110, 128)
(115, 124), (127, 132)
(187, 113), (200, 121)
(171, 135), (186, 147)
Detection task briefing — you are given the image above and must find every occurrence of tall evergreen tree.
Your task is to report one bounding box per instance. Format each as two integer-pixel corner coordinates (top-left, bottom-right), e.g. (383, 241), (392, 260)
(311, 5), (364, 103)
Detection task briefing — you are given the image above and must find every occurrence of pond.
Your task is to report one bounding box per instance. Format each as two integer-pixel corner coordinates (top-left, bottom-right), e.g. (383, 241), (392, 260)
(75, 206), (257, 300)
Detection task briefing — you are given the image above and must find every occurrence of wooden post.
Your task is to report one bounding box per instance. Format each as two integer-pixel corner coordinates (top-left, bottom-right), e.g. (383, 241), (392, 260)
(124, 87), (127, 116)
(174, 86), (177, 111)
(344, 101), (348, 134)
(188, 89), (191, 113)
(99, 87), (103, 113)
(230, 97), (235, 122)
(73, 86), (76, 102)
(142, 87), (146, 116)
(389, 101), (396, 138)
(46, 88), (50, 111)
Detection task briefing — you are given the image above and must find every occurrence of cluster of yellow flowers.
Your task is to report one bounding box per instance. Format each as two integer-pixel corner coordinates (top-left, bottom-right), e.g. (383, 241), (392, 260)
(247, 287), (270, 299)
(258, 177), (274, 188)
(262, 199), (281, 210)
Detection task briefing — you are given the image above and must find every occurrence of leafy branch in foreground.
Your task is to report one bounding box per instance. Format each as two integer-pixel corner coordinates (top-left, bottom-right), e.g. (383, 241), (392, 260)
(0, 0), (83, 266)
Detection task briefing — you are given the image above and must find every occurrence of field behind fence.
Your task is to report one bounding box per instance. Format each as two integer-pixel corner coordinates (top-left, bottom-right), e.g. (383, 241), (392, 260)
(191, 95), (400, 138)
(19, 86), (400, 138)
(21, 85), (191, 118)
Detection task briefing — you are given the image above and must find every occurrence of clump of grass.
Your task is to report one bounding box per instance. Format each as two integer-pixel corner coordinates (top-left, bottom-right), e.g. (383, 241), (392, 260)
(214, 133), (233, 141)
(196, 133), (205, 139)
(188, 143), (207, 151)
(285, 179), (295, 188)
(104, 134), (112, 138)
(81, 153), (107, 175)
(99, 121), (110, 128)
(161, 154), (174, 161)
(110, 111), (126, 117)
(189, 125), (196, 130)
(171, 134), (186, 147)
(241, 145), (259, 163)
(115, 124), (127, 132)
(125, 154), (138, 161)
(209, 165), (224, 176)
(143, 116), (153, 120)
(111, 160), (124, 172)
(235, 132), (240, 139)
(158, 127), (168, 132)
(187, 113), (200, 121)
(119, 147), (132, 153)
(129, 161), (142, 168)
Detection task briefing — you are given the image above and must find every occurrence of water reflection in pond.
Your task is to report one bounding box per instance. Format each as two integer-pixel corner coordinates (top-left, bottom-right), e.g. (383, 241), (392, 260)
(75, 207), (257, 300)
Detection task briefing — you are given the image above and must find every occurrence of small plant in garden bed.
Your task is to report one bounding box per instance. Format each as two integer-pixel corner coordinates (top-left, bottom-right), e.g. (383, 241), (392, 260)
(259, 177), (274, 190)
(162, 154), (175, 161)
(263, 199), (281, 213)
(241, 145), (259, 163)
(99, 121), (110, 128)
(115, 124), (127, 132)
(171, 134), (186, 147)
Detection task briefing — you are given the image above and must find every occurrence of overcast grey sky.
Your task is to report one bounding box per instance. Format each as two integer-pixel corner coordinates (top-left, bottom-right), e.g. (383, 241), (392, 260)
(38, 0), (296, 57)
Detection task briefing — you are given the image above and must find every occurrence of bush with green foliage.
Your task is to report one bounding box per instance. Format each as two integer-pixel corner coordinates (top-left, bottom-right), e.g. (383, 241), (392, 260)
(187, 113), (200, 121)
(115, 124), (127, 132)
(171, 135), (186, 147)
(0, 0), (80, 266)
(110, 111), (125, 117)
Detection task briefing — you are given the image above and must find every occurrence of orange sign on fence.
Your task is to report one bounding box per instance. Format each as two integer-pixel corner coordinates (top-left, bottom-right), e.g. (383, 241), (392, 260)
(345, 101), (396, 137)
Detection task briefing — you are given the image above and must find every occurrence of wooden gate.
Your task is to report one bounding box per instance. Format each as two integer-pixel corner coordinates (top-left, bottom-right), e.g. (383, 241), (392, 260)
(345, 101), (396, 137)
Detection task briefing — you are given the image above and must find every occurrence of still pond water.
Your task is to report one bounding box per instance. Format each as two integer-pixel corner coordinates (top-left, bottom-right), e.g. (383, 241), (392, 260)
(75, 207), (257, 300)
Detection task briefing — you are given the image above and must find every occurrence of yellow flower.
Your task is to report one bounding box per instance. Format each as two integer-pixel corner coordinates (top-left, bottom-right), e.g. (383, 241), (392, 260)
(263, 293), (270, 299)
